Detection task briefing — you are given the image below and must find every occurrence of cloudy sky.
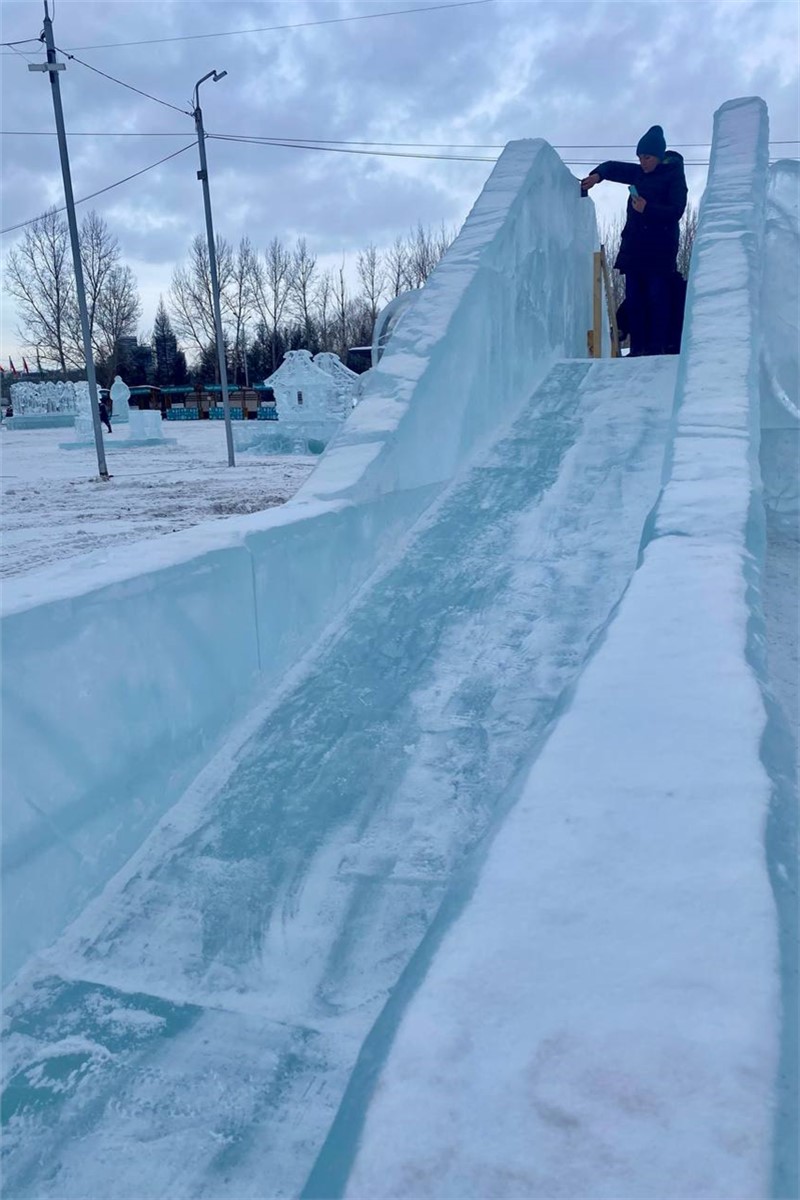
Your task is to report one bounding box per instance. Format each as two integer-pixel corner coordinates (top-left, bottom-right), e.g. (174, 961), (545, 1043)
(1, 0), (798, 363)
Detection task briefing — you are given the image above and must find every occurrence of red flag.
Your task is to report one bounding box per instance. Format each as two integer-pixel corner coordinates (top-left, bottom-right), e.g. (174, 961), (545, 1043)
(22, 357), (29, 373)
(9, 359), (17, 376)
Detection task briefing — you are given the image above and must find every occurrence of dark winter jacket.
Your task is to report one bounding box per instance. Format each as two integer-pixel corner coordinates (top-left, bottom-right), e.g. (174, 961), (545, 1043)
(616, 271), (687, 353)
(594, 151), (687, 275)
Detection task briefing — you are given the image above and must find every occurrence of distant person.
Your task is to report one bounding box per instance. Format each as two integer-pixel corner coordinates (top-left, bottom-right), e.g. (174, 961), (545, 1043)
(582, 125), (687, 356)
(4, 404), (12, 420)
(98, 398), (112, 434)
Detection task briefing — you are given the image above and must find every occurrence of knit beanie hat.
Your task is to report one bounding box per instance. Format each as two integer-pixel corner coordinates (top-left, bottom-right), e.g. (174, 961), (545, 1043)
(636, 125), (666, 158)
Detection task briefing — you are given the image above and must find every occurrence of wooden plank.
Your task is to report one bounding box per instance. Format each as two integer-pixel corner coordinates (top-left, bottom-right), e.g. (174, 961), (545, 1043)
(592, 251), (603, 357)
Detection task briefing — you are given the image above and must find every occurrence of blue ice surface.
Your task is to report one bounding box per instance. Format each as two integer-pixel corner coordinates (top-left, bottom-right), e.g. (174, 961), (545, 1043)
(1, 355), (677, 1199)
(2, 137), (595, 986)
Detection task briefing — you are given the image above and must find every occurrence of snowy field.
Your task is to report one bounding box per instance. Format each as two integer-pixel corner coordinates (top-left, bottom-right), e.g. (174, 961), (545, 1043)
(0, 423), (316, 579)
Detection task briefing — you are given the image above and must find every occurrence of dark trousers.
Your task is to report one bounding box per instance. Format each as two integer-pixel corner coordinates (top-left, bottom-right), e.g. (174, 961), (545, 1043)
(625, 272), (672, 356)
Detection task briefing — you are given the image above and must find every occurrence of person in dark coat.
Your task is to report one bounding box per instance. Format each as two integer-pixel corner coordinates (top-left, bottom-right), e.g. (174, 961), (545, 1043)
(582, 125), (687, 356)
(98, 398), (112, 433)
(617, 270), (687, 355)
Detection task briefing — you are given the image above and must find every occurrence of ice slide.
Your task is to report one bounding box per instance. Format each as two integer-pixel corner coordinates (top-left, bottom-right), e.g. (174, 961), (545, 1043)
(2, 98), (795, 1199)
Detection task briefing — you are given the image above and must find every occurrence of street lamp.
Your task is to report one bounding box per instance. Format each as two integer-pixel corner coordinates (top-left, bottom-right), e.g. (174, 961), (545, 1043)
(193, 69), (234, 466)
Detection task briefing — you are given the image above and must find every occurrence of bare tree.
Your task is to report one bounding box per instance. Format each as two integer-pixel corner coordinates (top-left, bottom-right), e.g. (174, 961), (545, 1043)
(599, 213), (626, 313)
(677, 202), (699, 280)
(384, 234), (411, 297)
(357, 243), (385, 325)
(290, 236), (317, 348)
(94, 265), (142, 383)
(314, 268), (333, 350)
(433, 221), (455, 262)
(251, 236), (294, 373)
(407, 223), (437, 288)
(169, 233), (234, 372)
(228, 237), (257, 385)
(347, 296), (374, 355)
(5, 207), (77, 374)
(332, 259), (349, 361)
(77, 210), (119, 358)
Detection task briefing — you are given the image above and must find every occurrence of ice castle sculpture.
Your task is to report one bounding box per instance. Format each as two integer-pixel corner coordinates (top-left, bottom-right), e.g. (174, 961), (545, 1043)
(235, 350), (352, 456)
(312, 352), (360, 412)
(266, 350), (343, 422)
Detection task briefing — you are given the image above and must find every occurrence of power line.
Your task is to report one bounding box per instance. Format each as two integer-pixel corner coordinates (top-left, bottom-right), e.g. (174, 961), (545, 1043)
(3, 130), (799, 148)
(2, 0), (493, 54)
(210, 135), (798, 167)
(0, 142), (195, 236)
(210, 134), (725, 166)
(54, 46), (192, 116)
(210, 134), (497, 163)
(6, 42), (39, 64)
(3, 130), (796, 239)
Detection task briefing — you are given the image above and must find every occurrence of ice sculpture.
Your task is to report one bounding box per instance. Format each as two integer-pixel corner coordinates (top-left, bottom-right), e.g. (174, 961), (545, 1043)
(7, 380), (82, 429)
(9, 379), (80, 416)
(128, 409), (164, 441)
(370, 289), (419, 366)
(312, 352), (360, 412)
(239, 349), (350, 453)
(266, 350), (343, 422)
(69, 382), (94, 442)
(109, 375), (131, 424)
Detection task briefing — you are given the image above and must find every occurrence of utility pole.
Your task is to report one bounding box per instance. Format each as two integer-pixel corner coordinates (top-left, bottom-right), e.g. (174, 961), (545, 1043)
(193, 71), (235, 467)
(30, 1), (109, 480)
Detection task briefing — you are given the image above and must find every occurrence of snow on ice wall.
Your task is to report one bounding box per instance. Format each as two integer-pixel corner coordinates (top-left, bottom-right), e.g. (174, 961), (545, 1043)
(343, 98), (789, 1200)
(760, 158), (800, 525)
(1, 139), (595, 983)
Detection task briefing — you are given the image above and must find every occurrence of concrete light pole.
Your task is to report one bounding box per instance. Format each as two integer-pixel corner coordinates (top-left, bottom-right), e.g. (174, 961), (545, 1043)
(193, 70), (235, 467)
(30, 1), (109, 480)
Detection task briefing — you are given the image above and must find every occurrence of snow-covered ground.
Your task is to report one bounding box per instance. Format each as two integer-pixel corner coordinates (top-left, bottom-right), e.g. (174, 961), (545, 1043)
(0, 423), (316, 578)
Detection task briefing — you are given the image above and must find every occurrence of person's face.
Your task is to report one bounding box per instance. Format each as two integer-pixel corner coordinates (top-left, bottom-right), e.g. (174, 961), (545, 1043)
(638, 154), (660, 173)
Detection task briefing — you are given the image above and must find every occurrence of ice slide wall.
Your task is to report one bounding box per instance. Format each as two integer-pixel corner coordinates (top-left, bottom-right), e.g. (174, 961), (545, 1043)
(1, 140), (595, 983)
(761, 158), (800, 526)
(335, 97), (797, 1200)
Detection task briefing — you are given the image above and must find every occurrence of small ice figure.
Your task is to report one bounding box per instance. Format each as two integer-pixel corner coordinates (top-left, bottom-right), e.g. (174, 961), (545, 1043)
(109, 375), (131, 424)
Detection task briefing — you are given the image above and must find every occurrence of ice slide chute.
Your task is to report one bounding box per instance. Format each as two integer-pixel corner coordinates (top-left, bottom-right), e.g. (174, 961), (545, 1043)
(2, 98), (794, 1200)
(2, 355), (677, 1197)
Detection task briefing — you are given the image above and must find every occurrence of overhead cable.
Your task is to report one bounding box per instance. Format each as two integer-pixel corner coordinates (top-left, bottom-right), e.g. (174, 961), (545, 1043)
(209, 134), (727, 166)
(54, 46), (192, 115)
(13, 0), (494, 52)
(0, 142), (195, 236)
(3, 130), (798, 148)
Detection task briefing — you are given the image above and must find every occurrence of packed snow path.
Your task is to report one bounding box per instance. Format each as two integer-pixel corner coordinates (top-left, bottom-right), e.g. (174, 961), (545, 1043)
(3, 356), (677, 1199)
